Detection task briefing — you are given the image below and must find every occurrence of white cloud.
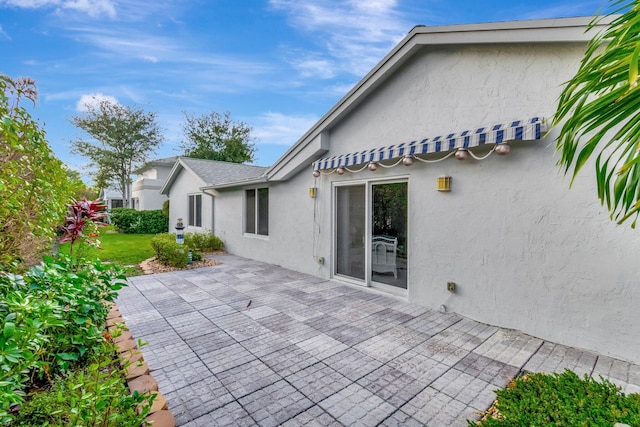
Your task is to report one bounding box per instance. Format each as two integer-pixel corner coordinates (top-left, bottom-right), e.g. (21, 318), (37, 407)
(293, 57), (336, 79)
(4, 0), (59, 7)
(3, 0), (116, 17)
(269, 0), (409, 78)
(253, 112), (319, 146)
(76, 92), (118, 111)
(62, 0), (116, 18)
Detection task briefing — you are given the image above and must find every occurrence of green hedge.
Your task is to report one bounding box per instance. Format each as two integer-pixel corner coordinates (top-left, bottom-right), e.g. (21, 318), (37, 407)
(109, 208), (168, 234)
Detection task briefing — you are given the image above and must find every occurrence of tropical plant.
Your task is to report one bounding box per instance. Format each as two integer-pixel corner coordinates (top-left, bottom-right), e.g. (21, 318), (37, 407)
(554, 0), (640, 227)
(0, 74), (72, 269)
(70, 99), (163, 208)
(180, 110), (256, 163)
(59, 198), (108, 261)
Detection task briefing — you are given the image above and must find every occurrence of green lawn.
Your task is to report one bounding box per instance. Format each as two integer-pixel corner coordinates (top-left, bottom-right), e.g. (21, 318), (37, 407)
(58, 226), (157, 275)
(98, 227), (156, 265)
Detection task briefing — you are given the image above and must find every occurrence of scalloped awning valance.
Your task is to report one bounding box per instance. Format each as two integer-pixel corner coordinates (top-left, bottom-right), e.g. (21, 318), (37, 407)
(312, 117), (548, 172)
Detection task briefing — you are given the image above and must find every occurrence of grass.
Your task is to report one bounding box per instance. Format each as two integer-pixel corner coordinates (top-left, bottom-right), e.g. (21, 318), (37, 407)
(58, 225), (156, 275)
(98, 226), (156, 265)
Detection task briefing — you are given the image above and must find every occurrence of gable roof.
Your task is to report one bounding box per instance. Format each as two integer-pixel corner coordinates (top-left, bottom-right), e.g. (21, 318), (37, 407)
(160, 157), (268, 194)
(261, 16), (613, 182)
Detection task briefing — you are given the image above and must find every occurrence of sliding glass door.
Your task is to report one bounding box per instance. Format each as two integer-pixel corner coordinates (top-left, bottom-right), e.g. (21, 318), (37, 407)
(334, 181), (408, 292)
(371, 182), (407, 289)
(335, 185), (366, 280)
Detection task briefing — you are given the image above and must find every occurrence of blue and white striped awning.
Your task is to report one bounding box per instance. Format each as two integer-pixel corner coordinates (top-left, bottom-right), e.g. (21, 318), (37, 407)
(312, 117), (548, 171)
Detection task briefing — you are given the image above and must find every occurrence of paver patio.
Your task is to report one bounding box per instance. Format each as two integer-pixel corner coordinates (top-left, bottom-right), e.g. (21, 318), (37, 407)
(116, 254), (640, 426)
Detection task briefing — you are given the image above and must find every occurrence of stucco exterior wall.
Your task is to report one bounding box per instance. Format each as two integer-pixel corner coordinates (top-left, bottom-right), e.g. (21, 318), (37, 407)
(214, 42), (640, 363)
(166, 170), (213, 234)
(215, 178), (326, 277)
(132, 165), (172, 210)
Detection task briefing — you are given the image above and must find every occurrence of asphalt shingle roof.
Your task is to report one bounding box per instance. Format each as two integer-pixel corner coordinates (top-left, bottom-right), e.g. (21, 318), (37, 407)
(180, 157), (268, 187)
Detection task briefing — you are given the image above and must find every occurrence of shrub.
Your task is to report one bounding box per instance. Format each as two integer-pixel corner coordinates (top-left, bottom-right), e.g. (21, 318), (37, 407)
(109, 208), (138, 232)
(184, 232), (224, 252)
(150, 234), (189, 268)
(110, 208), (168, 234)
(0, 75), (73, 270)
(0, 257), (127, 423)
(15, 340), (152, 427)
(162, 199), (169, 217)
(471, 369), (640, 426)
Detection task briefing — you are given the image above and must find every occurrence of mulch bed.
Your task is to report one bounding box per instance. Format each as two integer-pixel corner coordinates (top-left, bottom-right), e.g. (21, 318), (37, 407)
(139, 253), (223, 274)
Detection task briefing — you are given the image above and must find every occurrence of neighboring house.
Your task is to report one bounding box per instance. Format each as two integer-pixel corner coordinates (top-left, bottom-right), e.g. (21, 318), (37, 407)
(160, 157), (268, 234)
(131, 156), (177, 210)
(99, 187), (125, 209)
(192, 16), (640, 364)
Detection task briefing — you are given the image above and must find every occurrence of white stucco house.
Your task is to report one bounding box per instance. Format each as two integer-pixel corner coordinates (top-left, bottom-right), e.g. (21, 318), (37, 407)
(160, 157), (268, 233)
(173, 16), (640, 364)
(131, 156), (177, 210)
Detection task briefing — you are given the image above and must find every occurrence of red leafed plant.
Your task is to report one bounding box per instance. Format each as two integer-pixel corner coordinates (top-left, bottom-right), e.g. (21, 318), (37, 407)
(59, 198), (107, 258)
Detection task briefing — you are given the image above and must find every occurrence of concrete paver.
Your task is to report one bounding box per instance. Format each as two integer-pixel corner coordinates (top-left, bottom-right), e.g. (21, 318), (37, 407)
(117, 254), (640, 426)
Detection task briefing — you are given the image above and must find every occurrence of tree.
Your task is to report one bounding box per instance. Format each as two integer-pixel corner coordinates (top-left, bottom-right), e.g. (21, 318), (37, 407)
(180, 111), (256, 163)
(70, 99), (162, 208)
(554, 0), (640, 227)
(0, 74), (72, 269)
(64, 167), (98, 200)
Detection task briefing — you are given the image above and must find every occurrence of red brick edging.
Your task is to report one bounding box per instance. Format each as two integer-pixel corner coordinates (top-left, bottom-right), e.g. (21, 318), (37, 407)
(106, 303), (176, 427)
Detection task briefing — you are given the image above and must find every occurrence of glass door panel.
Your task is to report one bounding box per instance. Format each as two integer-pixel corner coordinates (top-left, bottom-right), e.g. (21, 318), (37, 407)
(371, 182), (408, 289)
(335, 185), (366, 280)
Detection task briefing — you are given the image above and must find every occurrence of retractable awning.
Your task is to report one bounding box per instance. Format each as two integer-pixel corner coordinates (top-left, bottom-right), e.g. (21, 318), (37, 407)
(312, 117), (548, 172)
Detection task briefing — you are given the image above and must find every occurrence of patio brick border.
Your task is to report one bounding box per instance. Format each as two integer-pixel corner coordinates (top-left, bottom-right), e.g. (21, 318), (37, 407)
(106, 303), (176, 427)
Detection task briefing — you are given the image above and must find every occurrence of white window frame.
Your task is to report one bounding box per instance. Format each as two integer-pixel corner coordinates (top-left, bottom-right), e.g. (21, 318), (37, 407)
(188, 193), (202, 228)
(244, 187), (269, 238)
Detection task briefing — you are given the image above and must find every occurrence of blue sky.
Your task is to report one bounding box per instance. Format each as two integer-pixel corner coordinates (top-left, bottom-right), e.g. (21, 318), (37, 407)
(1, 0), (608, 177)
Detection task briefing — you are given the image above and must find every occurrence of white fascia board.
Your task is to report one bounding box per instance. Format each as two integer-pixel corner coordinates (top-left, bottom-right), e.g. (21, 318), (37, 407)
(201, 176), (268, 191)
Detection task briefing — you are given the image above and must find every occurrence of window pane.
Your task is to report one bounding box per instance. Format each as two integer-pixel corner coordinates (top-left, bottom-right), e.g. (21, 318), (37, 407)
(188, 195), (195, 226)
(195, 195), (202, 227)
(245, 189), (256, 233)
(257, 188), (269, 235)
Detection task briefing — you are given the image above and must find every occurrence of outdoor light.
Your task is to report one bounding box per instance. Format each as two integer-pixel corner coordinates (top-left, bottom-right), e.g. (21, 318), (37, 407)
(175, 218), (185, 244)
(336, 167), (345, 175)
(455, 148), (469, 161)
(368, 162), (378, 171)
(437, 175), (451, 192)
(313, 170), (321, 177)
(402, 155), (414, 166)
(494, 143), (511, 155)
(308, 187), (317, 198)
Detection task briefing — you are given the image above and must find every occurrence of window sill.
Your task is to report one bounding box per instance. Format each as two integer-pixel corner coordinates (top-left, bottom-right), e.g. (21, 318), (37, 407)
(243, 233), (269, 241)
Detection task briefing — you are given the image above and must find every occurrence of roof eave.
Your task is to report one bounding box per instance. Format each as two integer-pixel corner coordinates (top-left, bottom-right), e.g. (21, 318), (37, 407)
(202, 175), (269, 191)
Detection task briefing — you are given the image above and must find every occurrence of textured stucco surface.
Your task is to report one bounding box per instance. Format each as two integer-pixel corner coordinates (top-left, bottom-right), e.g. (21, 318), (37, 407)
(166, 169), (213, 233)
(214, 42), (640, 363)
